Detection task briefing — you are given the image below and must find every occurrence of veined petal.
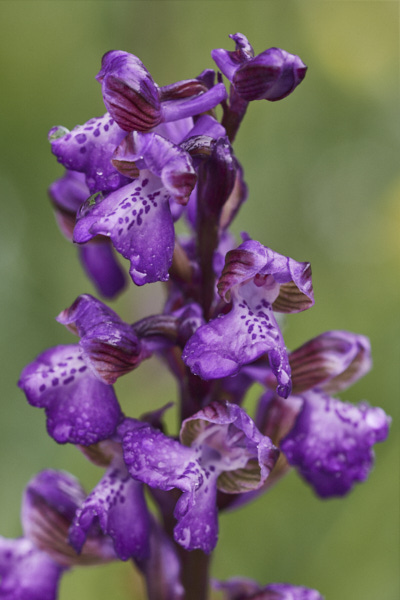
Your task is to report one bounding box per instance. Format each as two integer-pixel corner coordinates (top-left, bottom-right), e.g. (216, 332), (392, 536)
(49, 114), (128, 194)
(74, 173), (175, 285)
(233, 48), (307, 102)
(218, 240), (314, 312)
(69, 462), (150, 561)
(280, 390), (390, 498)
(289, 331), (372, 394)
(212, 33), (307, 102)
(22, 470), (115, 566)
(18, 345), (121, 445)
(57, 294), (149, 384)
(180, 401), (279, 494)
(96, 50), (162, 132)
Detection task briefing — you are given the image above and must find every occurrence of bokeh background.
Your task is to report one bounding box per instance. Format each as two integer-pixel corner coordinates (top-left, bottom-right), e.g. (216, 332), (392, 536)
(0, 1), (399, 599)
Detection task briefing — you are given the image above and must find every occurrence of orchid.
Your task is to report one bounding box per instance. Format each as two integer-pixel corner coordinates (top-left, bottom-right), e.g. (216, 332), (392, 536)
(10, 32), (390, 600)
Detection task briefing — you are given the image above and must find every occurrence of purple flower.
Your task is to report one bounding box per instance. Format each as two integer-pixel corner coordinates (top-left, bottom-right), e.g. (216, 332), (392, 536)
(73, 130), (197, 285)
(0, 537), (66, 600)
(97, 50), (227, 132)
(182, 239), (314, 398)
(212, 33), (307, 102)
(18, 344), (122, 445)
(119, 401), (278, 553)
(280, 390), (390, 497)
(215, 578), (324, 600)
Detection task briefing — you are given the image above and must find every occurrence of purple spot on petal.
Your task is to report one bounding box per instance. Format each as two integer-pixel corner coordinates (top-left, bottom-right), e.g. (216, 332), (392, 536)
(63, 376), (75, 385)
(39, 384), (46, 392)
(94, 129), (100, 137)
(79, 147), (87, 154)
(76, 133), (87, 144)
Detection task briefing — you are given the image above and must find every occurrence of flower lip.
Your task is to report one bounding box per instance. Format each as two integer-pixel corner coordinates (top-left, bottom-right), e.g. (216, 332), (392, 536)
(280, 390), (391, 497)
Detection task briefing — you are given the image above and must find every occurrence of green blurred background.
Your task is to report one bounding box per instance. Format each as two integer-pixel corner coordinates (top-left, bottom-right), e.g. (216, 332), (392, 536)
(0, 1), (399, 598)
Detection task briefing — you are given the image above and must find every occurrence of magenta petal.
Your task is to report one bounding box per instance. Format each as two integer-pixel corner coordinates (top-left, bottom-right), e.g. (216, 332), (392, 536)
(69, 463), (150, 561)
(280, 390), (391, 497)
(18, 345), (121, 445)
(74, 174), (175, 285)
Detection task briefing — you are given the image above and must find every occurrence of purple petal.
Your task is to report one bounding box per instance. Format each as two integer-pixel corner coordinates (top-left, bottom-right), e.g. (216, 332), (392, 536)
(181, 401), (279, 494)
(161, 83), (227, 123)
(182, 114), (226, 140)
(74, 174), (175, 285)
(233, 48), (307, 102)
(18, 345), (121, 445)
(49, 114), (128, 194)
(79, 242), (126, 299)
(0, 537), (65, 600)
(113, 131), (197, 204)
(21, 469), (115, 566)
(69, 462), (150, 561)
(119, 419), (218, 552)
(96, 50), (162, 132)
(280, 390), (391, 497)
(218, 240), (314, 313)
(57, 294), (149, 384)
(182, 277), (292, 398)
(289, 331), (372, 394)
(215, 578), (324, 600)
(153, 117), (194, 145)
(48, 170), (89, 240)
(140, 520), (184, 600)
(119, 420), (199, 493)
(212, 34), (307, 102)
(174, 477), (219, 553)
(211, 33), (254, 81)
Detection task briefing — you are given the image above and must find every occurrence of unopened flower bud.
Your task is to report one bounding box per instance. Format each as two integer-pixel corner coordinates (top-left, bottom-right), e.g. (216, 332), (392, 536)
(96, 50), (162, 132)
(212, 33), (307, 102)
